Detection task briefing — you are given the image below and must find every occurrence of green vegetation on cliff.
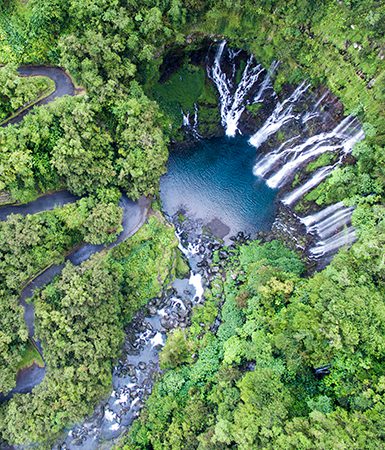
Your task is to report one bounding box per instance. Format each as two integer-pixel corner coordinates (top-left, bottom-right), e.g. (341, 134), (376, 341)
(0, 0), (384, 448)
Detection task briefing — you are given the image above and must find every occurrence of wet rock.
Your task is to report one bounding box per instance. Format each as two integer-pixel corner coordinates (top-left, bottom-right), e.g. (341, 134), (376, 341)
(148, 306), (158, 315)
(138, 362), (147, 371)
(126, 365), (136, 377)
(197, 260), (208, 268)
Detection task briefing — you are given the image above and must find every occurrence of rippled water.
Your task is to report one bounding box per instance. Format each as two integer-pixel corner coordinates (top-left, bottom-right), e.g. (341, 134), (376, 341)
(160, 136), (278, 240)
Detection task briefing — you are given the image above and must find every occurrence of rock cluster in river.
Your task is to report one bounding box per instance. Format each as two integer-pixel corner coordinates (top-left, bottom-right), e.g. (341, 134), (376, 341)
(58, 213), (233, 450)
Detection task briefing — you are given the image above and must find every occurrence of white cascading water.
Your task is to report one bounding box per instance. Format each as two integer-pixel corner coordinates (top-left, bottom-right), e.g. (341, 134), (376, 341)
(266, 117), (363, 188)
(182, 110), (190, 127)
(181, 103), (201, 138)
(301, 92), (328, 124)
(255, 116), (364, 190)
(300, 201), (345, 227)
(309, 208), (353, 239)
(253, 60), (279, 104)
(309, 226), (356, 258)
(282, 126), (364, 206)
(248, 81), (310, 149)
(281, 126), (363, 206)
(208, 41), (270, 137)
(253, 135), (300, 178)
(193, 104), (200, 135)
(300, 203), (356, 258)
(282, 165), (334, 206)
(225, 57), (265, 137)
(227, 47), (242, 79)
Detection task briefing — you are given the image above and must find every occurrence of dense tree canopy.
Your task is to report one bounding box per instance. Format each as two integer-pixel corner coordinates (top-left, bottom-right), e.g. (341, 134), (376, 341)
(126, 218), (385, 448)
(0, 0), (384, 448)
(0, 64), (53, 122)
(0, 197), (122, 394)
(0, 216), (180, 445)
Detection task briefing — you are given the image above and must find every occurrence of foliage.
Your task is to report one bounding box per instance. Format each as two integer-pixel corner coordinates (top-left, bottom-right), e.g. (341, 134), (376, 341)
(111, 215), (180, 318)
(0, 64), (53, 122)
(0, 197), (122, 394)
(0, 91), (169, 202)
(0, 1), (384, 448)
(0, 215), (180, 445)
(124, 226), (385, 448)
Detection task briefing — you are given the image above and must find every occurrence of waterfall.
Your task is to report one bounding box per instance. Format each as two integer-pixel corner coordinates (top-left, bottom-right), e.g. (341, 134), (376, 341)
(280, 123), (364, 203)
(300, 202), (345, 227)
(281, 132), (363, 206)
(309, 208), (353, 239)
(181, 103), (201, 138)
(309, 227), (356, 258)
(193, 103), (200, 137)
(248, 81), (310, 149)
(205, 43), (364, 211)
(300, 203), (356, 258)
(207, 40), (232, 132)
(208, 41), (270, 137)
(266, 118), (363, 189)
(225, 57), (265, 137)
(253, 115), (364, 191)
(204, 43), (364, 261)
(182, 110), (190, 127)
(282, 165), (334, 206)
(301, 92), (328, 124)
(253, 60), (279, 104)
(253, 135), (300, 178)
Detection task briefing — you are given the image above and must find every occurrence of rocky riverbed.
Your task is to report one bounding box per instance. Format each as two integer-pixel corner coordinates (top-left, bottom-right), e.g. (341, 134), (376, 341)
(57, 211), (248, 450)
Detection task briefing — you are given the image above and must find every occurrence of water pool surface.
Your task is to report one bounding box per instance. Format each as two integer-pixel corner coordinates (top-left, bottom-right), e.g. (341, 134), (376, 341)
(160, 136), (278, 241)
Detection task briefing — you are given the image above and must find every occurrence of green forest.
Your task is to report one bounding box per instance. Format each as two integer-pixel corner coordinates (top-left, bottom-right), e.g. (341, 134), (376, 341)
(0, 0), (384, 448)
